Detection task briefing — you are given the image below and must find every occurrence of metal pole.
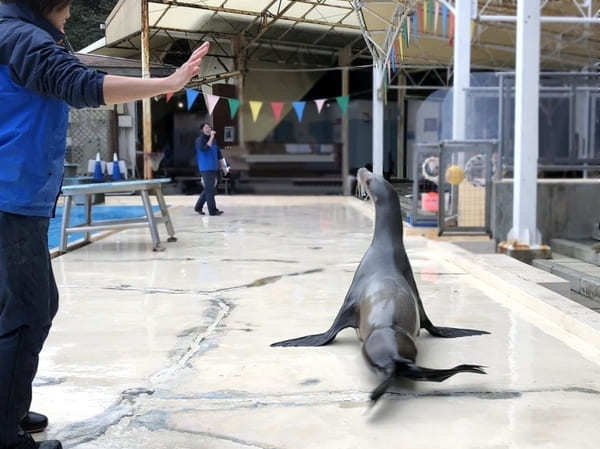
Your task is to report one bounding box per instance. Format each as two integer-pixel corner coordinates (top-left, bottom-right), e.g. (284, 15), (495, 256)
(372, 63), (384, 176)
(233, 36), (246, 151)
(339, 46), (352, 195)
(508, 0), (541, 246)
(452, 0), (472, 140)
(397, 74), (406, 178)
(141, 0), (153, 180)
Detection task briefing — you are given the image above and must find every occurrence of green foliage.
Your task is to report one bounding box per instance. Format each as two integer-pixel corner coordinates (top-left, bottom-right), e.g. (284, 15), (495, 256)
(65, 0), (118, 51)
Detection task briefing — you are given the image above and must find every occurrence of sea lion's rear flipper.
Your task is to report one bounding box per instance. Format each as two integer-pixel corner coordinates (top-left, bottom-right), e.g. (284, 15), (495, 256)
(271, 305), (357, 347)
(424, 323), (490, 338)
(397, 361), (487, 382)
(369, 360), (487, 403)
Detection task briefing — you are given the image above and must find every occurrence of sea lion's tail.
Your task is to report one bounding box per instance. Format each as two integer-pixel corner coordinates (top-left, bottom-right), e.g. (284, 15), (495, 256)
(370, 360), (486, 403)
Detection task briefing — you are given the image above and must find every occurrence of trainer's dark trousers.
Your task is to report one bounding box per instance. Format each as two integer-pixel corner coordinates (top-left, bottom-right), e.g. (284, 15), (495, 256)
(195, 170), (218, 214)
(0, 212), (58, 448)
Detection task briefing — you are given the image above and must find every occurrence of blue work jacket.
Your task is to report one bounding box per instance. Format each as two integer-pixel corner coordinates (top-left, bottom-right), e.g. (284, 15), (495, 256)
(195, 134), (220, 172)
(0, 2), (106, 217)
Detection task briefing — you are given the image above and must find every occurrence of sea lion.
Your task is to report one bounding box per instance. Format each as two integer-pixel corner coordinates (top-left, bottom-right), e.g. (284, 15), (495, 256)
(272, 167), (488, 402)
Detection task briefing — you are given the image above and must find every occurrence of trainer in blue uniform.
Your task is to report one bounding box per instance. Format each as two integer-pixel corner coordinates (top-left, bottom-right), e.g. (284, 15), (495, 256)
(0, 2), (210, 447)
(194, 123), (226, 216)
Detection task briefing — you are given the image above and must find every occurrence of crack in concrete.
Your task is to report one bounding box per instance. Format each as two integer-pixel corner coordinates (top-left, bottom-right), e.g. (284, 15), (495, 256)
(33, 376), (66, 387)
(58, 388), (154, 448)
(99, 268), (324, 295)
(129, 411), (282, 449)
(221, 258), (299, 264)
(152, 298), (232, 385)
(138, 385), (600, 412)
(65, 257), (203, 263)
(168, 428), (283, 449)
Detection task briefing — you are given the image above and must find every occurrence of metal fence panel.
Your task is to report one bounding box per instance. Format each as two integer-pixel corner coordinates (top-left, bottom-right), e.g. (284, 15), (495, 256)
(438, 140), (496, 236)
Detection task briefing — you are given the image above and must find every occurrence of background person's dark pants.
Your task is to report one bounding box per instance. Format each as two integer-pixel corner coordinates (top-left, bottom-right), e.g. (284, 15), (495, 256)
(0, 212), (58, 448)
(195, 170), (218, 214)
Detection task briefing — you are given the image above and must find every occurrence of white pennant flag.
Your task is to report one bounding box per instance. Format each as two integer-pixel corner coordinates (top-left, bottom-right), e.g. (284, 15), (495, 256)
(314, 99), (326, 114)
(204, 94), (220, 116)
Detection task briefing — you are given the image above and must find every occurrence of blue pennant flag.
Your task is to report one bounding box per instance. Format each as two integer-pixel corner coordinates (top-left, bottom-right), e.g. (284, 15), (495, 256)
(292, 101), (306, 122)
(412, 13), (419, 40)
(442, 5), (448, 38)
(186, 88), (200, 111)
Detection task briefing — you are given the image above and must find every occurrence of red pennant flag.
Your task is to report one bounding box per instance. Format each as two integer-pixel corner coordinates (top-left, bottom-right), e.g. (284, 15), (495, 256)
(449, 13), (455, 46)
(417, 4), (423, 34)
(166, 92), (174, 102)
(271, 102), (285, 122)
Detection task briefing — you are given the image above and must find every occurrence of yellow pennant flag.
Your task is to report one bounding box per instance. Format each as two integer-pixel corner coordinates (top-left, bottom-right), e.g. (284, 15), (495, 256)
(423, 1), (428, 32)
(249, 101), (263, 122)
(398, 36), (404, 61)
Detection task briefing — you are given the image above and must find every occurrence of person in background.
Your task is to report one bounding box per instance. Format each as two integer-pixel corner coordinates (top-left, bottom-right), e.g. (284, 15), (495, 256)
(0, 1), (210, 448)
(194, 123), (229, 216)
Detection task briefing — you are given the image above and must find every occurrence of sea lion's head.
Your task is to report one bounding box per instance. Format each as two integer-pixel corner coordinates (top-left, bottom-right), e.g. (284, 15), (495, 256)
(357, 167), (396, 206)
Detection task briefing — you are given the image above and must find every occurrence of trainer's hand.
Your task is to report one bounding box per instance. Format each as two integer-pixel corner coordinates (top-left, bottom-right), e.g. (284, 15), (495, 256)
(167, 42), (210, 91)
(210, 130), (217, 137)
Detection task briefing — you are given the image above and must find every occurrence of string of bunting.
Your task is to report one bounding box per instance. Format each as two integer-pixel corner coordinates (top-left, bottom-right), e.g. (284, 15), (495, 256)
(167, 88), (352, 123)
(386, 1), (464, 85)
(166, 2), (466, 120)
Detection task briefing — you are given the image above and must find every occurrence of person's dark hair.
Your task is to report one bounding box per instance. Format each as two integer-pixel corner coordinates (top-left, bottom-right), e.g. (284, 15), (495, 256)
(200, 122), (211, 129)
(2, 0), (72, 15)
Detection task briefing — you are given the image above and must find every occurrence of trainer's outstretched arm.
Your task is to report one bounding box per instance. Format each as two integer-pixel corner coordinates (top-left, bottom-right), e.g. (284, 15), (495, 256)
(102, 42), (209, 105)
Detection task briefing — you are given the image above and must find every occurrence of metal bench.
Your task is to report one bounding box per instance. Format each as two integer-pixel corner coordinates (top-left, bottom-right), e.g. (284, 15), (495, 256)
(59, 178), (176, 253)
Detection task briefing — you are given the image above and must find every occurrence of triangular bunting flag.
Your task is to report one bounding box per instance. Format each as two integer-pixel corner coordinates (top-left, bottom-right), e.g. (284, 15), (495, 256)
(186, 88), (200, 111)
(398, 36), (404, 61)
(423, 2), (428, 33)
(204, 94), (220, 116)
(429, 0), (435, 32)
(166, 92), (174, 102)
(449, 12), (455, 46)
(271, 102), (285, 122)
(336, 95), (349, 115)
(228, 98), (240, 119)
(314, 99), (326, 114)
(442, 5), (448, 38)
(292, 101), (306, 122)
(412, 12), (418, 40)
(418, 4), (423, 34)
(249, 101), (263, 122)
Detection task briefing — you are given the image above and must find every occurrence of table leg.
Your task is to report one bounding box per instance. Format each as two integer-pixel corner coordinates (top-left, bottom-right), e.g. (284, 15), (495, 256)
(60, 195), (73, 253)
(84, 194), (92, 243)
(141, 190), (164, 252)
(154, 188), (177, 242)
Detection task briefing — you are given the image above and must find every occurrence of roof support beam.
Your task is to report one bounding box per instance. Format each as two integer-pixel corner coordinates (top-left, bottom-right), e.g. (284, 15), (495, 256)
(152, 0), (359, 30)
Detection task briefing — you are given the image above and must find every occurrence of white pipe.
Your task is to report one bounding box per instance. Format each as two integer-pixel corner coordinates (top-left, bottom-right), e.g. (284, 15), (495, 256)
(479, 14), (600, 23)
(508, 0), (542, 247)
(372, 64), (385, 176)
(452, 0), (472, 140)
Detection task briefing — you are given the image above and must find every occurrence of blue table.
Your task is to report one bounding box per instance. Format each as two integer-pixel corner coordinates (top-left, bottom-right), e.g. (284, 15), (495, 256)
(60, 178), (176, 253)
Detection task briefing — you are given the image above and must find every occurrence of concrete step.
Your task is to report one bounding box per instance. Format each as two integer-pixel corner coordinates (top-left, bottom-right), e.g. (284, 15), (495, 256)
(533, 255), (600, 303)
(550, 238), (600, 266)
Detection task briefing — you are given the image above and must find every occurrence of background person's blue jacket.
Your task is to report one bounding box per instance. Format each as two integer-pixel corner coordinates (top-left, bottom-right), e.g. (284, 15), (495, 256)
(0, 2), (106, 218)
(195, 134), (220, 172)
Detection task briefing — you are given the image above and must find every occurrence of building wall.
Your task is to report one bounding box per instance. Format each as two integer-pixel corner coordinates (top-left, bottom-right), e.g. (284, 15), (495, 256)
(492, 179), (600, 243)
(66, 106), (116, 175)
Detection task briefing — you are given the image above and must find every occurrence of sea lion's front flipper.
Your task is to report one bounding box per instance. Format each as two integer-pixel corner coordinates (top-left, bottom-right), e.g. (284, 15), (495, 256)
(271, 304), (357, 347)
(424, 324), (490, 338)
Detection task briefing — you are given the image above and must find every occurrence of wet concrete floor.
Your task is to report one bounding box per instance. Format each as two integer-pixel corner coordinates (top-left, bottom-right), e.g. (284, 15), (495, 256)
(34, 196), (600, 449)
